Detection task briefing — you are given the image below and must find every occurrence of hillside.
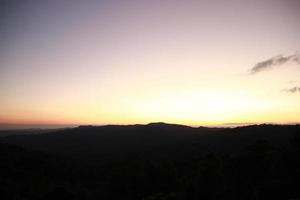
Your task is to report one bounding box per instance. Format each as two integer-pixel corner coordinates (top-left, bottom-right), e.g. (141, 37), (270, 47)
(1, 123), (300, 199)
(1, 123), (299, 165)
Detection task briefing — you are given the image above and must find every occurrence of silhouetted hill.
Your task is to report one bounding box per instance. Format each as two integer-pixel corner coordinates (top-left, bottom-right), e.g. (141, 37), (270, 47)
(1, 123), (299, 165)
(0, 123), (206, 165)
(1, 123), (300, 199)
(0, 128), (65, 137)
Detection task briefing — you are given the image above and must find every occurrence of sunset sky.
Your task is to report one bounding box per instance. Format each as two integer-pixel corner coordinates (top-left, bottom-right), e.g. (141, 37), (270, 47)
(1, 0), (300, 128)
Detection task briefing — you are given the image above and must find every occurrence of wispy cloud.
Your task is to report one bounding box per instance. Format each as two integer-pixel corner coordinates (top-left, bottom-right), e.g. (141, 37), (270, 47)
(250, 53), (300, 74)
(282, 86), (300, 93)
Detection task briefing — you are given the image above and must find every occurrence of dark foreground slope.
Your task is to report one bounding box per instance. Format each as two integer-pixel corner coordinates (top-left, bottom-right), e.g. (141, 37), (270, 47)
(1, 123), (300, 200)
(0, 143), (110, 199)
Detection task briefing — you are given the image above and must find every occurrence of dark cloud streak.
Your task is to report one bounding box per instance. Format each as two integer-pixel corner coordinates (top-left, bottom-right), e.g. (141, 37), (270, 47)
(250, 53), (300, 74)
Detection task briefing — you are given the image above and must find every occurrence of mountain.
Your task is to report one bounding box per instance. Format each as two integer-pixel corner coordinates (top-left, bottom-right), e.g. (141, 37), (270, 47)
(0, 128), (64, 137)
(1, 123), (300, 200)
(1, 123), (299, 165)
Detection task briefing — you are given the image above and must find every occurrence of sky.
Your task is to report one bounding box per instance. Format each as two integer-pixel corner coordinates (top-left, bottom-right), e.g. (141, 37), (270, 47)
(1, 0), (300, 128)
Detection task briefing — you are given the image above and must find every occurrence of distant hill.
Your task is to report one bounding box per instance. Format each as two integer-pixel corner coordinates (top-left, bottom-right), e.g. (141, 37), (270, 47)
(0, 128), (68, 137)
(1, 123), (299, 165)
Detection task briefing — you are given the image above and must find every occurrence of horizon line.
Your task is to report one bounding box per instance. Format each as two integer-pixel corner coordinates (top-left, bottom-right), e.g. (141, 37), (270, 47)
(0, 121), (300, 130)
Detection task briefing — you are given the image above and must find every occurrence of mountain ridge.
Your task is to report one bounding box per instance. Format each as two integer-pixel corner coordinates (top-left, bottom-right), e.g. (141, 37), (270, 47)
(1, 123), (299, 165)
